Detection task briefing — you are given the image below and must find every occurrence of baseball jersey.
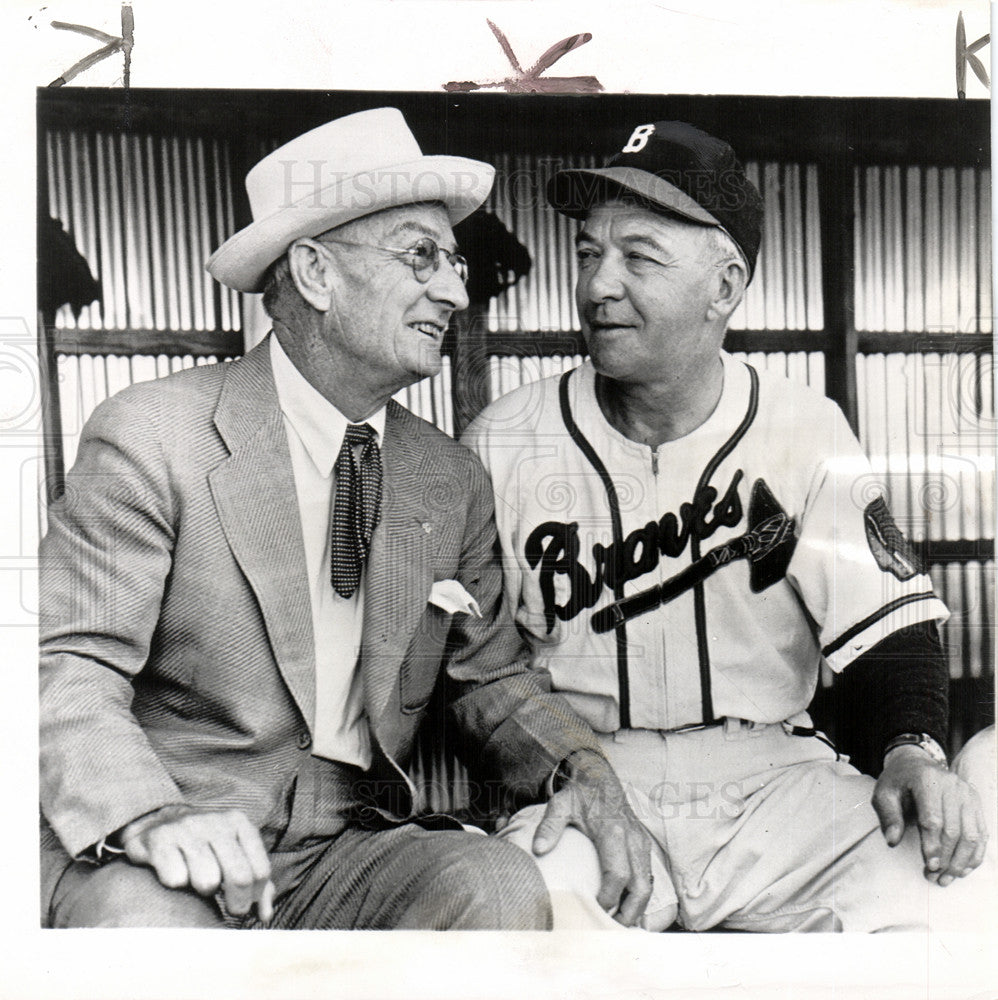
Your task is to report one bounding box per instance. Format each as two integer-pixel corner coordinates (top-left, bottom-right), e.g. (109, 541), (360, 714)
(462, 353), (948, 734)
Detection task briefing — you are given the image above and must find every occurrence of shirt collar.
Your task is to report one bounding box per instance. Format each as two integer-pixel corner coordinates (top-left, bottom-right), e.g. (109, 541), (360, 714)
(270, 334), (386, 478)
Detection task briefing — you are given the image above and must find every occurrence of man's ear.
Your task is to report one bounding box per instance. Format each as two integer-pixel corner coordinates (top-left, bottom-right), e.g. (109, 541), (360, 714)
(707, 259), (748, 323)
(287, 238), (334, 312)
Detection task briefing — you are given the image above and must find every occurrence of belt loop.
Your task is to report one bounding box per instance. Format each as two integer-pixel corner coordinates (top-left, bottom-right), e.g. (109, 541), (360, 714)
(723, 717), (739, 737)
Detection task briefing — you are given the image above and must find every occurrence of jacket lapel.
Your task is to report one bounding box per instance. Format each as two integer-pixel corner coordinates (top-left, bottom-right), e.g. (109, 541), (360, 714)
(208, 340), (317, 730)
(208, 356), (438, 750)
(362, 402), (434, 732)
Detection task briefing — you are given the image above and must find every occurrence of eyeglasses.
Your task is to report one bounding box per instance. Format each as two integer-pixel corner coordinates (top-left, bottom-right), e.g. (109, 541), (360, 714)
(317, 235), (469, 285)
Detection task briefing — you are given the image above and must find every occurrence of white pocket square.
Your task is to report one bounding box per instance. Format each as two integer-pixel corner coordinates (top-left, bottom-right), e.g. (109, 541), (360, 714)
(428, 579), (482, 618)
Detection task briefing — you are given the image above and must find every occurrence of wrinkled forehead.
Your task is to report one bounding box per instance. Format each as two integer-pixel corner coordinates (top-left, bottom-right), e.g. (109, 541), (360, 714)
(581, 197), (715, 242)
(324, 200), (454, 245)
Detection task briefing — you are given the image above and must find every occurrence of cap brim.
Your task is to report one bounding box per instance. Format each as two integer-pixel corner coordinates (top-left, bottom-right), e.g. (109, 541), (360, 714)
(547, 166), (721, 228)
(207, 155), (495, 293)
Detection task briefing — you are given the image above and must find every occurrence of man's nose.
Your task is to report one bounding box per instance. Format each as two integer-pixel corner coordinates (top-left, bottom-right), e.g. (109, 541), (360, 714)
(426, 258), (469, 312)
(580, 256), (625, 303)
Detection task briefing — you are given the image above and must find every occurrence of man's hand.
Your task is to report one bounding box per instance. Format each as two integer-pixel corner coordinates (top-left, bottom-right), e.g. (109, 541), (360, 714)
(120, 804), (275, 921)
(532, 749), (655, 926)
(873, 745), (988, 886)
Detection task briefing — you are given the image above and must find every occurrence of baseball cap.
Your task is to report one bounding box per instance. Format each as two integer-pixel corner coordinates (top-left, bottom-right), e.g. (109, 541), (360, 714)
(547, 120), (764, 280)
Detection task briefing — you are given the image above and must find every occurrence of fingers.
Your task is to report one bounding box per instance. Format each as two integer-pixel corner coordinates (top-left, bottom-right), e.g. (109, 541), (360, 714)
(258, 879), (276, 925)
(532, 793), (572, 856)
(914, 797), (945, 880)
(595, 851), (630, 916)
(959, 796), (989, 873)
(929, 788), (963, 883)
(181, 841), (224, 896)
(236, 817), (275, 921)
(872, 782), (906, 848)
(589, 815), (653, 926)
(119, 806), (273, 920)
(912, 780), (958, 882)
(121, 830), (151, 866)
(935, 788), (987, 887)
(875, 750), (993, 889)
(947, 798), (989, 880)
(143, 842), (190, 890)
(900, 769), (988, 887)
(538, 770), (656, 926)
(191, 811), (272, 920)
(208, 832), (257, 915)
(612, 838), (654, 928)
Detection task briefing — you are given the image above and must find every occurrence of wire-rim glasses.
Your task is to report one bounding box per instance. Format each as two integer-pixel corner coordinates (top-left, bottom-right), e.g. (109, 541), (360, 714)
(318, 235), (469, 285)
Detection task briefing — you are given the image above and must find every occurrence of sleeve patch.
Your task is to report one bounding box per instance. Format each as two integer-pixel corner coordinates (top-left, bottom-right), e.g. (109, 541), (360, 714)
(863, 496), (924, 581)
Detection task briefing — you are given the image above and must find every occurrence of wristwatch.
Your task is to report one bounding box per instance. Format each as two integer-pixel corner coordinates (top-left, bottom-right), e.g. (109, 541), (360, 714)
(883, 732), (948, 768)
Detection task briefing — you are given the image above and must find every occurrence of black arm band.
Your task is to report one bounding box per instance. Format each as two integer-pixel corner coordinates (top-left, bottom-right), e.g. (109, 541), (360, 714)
(847, 619), (949, 757)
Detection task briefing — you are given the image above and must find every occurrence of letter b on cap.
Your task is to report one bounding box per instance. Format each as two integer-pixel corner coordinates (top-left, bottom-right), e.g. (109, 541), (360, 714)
(622, 124), (655, 153)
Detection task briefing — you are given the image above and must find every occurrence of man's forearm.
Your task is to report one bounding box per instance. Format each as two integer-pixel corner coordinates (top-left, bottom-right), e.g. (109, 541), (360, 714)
(840, 620), (950, 771)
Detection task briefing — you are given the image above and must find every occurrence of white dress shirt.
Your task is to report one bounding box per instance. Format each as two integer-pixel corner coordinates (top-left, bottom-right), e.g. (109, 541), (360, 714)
(270, 335), (386, 768)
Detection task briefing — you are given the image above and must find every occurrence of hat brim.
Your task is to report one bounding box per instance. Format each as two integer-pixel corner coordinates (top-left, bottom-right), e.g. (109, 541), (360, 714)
(547, 166), (721, 229)
(207, 155), (495, 293)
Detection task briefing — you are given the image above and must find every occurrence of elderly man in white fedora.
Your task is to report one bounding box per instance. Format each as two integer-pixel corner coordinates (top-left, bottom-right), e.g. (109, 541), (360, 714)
(39, 107), (632, 929)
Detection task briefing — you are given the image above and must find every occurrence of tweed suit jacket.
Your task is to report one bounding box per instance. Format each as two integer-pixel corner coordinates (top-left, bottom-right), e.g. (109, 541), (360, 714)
(39, 337), (600, 873)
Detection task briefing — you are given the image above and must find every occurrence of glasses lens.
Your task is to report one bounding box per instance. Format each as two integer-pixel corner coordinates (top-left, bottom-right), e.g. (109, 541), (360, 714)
(405, 237), (469, 285)
(409, 238), (438, 279)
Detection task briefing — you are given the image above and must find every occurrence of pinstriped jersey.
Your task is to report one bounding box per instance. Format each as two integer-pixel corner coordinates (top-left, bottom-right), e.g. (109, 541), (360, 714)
(462, 353), (948, 734)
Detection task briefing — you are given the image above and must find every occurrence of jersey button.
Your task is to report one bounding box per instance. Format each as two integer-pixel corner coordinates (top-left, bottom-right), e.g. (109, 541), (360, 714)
(296, 729), (312, 750)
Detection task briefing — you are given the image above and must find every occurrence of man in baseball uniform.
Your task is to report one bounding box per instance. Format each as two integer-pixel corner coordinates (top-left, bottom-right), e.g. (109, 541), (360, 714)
(463, 120), (995, 932)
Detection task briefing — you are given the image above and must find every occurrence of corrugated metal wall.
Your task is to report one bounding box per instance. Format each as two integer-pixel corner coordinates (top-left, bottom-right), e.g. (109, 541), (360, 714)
(46, 129), (244, 335)
(854, 165), (991, 335)
(41, 129), (994, 787)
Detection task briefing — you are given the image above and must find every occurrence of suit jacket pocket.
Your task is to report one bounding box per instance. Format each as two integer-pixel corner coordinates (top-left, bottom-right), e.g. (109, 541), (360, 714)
(399, 606), (451, 713)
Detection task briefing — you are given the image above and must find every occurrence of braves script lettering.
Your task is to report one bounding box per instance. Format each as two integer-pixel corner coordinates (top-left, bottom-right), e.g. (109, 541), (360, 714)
(525, 470), (745, 632)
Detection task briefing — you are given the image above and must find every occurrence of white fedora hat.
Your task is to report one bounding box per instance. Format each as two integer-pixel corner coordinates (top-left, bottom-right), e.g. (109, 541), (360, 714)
(206, 107), (495, 293)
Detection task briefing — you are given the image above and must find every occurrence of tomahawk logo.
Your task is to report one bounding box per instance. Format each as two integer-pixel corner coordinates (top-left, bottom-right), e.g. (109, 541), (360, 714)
(622, 124), (655, 153)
